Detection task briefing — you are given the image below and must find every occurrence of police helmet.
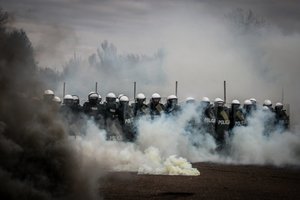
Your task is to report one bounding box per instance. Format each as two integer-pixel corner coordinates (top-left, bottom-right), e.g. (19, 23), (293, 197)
(151, 93), (161, 104)
(64, 94), (74, 106)
(88, 92), (99, 100)
(53, 96), (61, 104)
(167, 95), (178, 105)
(106, 92), (117, 103)
(44, 89), (54, 95)
(64, 94), (73, 100)
(152, 93), (161, 99)
(167, 95), (177, 100)
(72, 95), (80, 105)
(275, 102), (283, 110)
(136, 93), (146, 100)
(201, 97), (210, 102)
(250, 98), (257, 103)
(263, 99), (272, 106)
(214, 97), (224, 103)
(43, 89), (54, 101)
(232, 99), (240, 105)
(120, 95), (129, 102)
(244, 99), (252, 105)
(107, 92), (116, 98)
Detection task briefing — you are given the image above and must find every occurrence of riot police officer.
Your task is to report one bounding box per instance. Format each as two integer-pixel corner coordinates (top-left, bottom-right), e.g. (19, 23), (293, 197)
(118, 95), (135, 141)
(250, 98), (257, 111)
(243, 99), (253, 118)
(59, 94), (79, 135)
(199, 97), (215, 135)
(213, 98), (230, 150)
(71, 95), (83, 113)
(132, 93), (148, 118)
(164, 95), (180, 116)
(60, 94), (74, 113)
(263, 99), (274, 112)
(43, 89), (55, 104)
(274, 102), (289, 131)
(148, 93), (165, 119)
(53, 96), (61, 105)
(83, 92), (102, 120)
(229, 99), (246, 130)
(103, 92), (122, 140)
(103, 93), (119, 120)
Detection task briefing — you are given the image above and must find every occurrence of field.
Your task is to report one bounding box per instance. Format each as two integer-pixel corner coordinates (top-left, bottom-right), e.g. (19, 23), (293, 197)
(100, 162), (300, 199)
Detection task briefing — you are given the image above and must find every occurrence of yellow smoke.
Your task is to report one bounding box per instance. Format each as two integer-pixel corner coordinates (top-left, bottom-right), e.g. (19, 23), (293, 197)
(138, 147), (200, 176)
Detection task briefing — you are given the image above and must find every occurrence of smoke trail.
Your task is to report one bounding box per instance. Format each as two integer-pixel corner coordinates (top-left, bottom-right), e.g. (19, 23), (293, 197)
(0, 9), (105, 200)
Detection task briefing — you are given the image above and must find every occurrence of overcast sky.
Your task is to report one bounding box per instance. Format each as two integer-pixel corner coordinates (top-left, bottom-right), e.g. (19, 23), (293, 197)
(1, 0), (300, 124)
(1, 0), (300, 68)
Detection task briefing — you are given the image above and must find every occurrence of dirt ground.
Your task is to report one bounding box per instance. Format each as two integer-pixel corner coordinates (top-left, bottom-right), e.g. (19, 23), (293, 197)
(99, 162), (300, 200)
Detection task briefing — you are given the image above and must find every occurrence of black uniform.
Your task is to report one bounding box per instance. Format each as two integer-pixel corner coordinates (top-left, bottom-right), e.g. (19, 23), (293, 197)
(199, 102), (216, 135)
(83, 101), (102, 120)
(274, 106), (289, 131)
(213, 105), (230, 150)
(103, 100), (123, 141)
(164, 99), (181, 116)
(132, 102), (148, 118)
(229, 104), (246, 130)
(71, 95), (83, 114)
(118, 102), (135, 141)
(148, 101), (165, 119)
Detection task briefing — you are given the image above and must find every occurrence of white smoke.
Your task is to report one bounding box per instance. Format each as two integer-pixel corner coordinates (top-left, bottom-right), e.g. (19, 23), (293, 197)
(228, 110), (300, 166)
(48, 3), (300, 127)
(138, 147), (200, 176)
(136, 104), (220, 162)
(7, 0), (300, 124)
(70, 120), (200, 176)
(69, 103), (300, 177)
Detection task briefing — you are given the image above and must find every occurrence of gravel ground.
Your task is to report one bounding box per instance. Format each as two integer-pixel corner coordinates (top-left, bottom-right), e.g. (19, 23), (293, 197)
(99, 162), (300, 200)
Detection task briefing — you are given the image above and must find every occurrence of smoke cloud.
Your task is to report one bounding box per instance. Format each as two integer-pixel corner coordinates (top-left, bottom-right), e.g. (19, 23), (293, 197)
(0, 9), (105, 200)
(4, 0), (295, 126)
(2, 1), (299, 125)
(1, 0), (300, 198)
(66, 103), (300, 178)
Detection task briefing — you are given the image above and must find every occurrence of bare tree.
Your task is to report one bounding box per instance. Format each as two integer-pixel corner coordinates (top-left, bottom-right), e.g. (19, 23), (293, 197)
(226, 8), (266, 33)
(0, 8), (8, 27)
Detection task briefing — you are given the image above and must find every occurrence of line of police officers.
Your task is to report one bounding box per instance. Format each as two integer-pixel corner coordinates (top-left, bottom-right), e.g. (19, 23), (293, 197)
(43, 89), (290, 149)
